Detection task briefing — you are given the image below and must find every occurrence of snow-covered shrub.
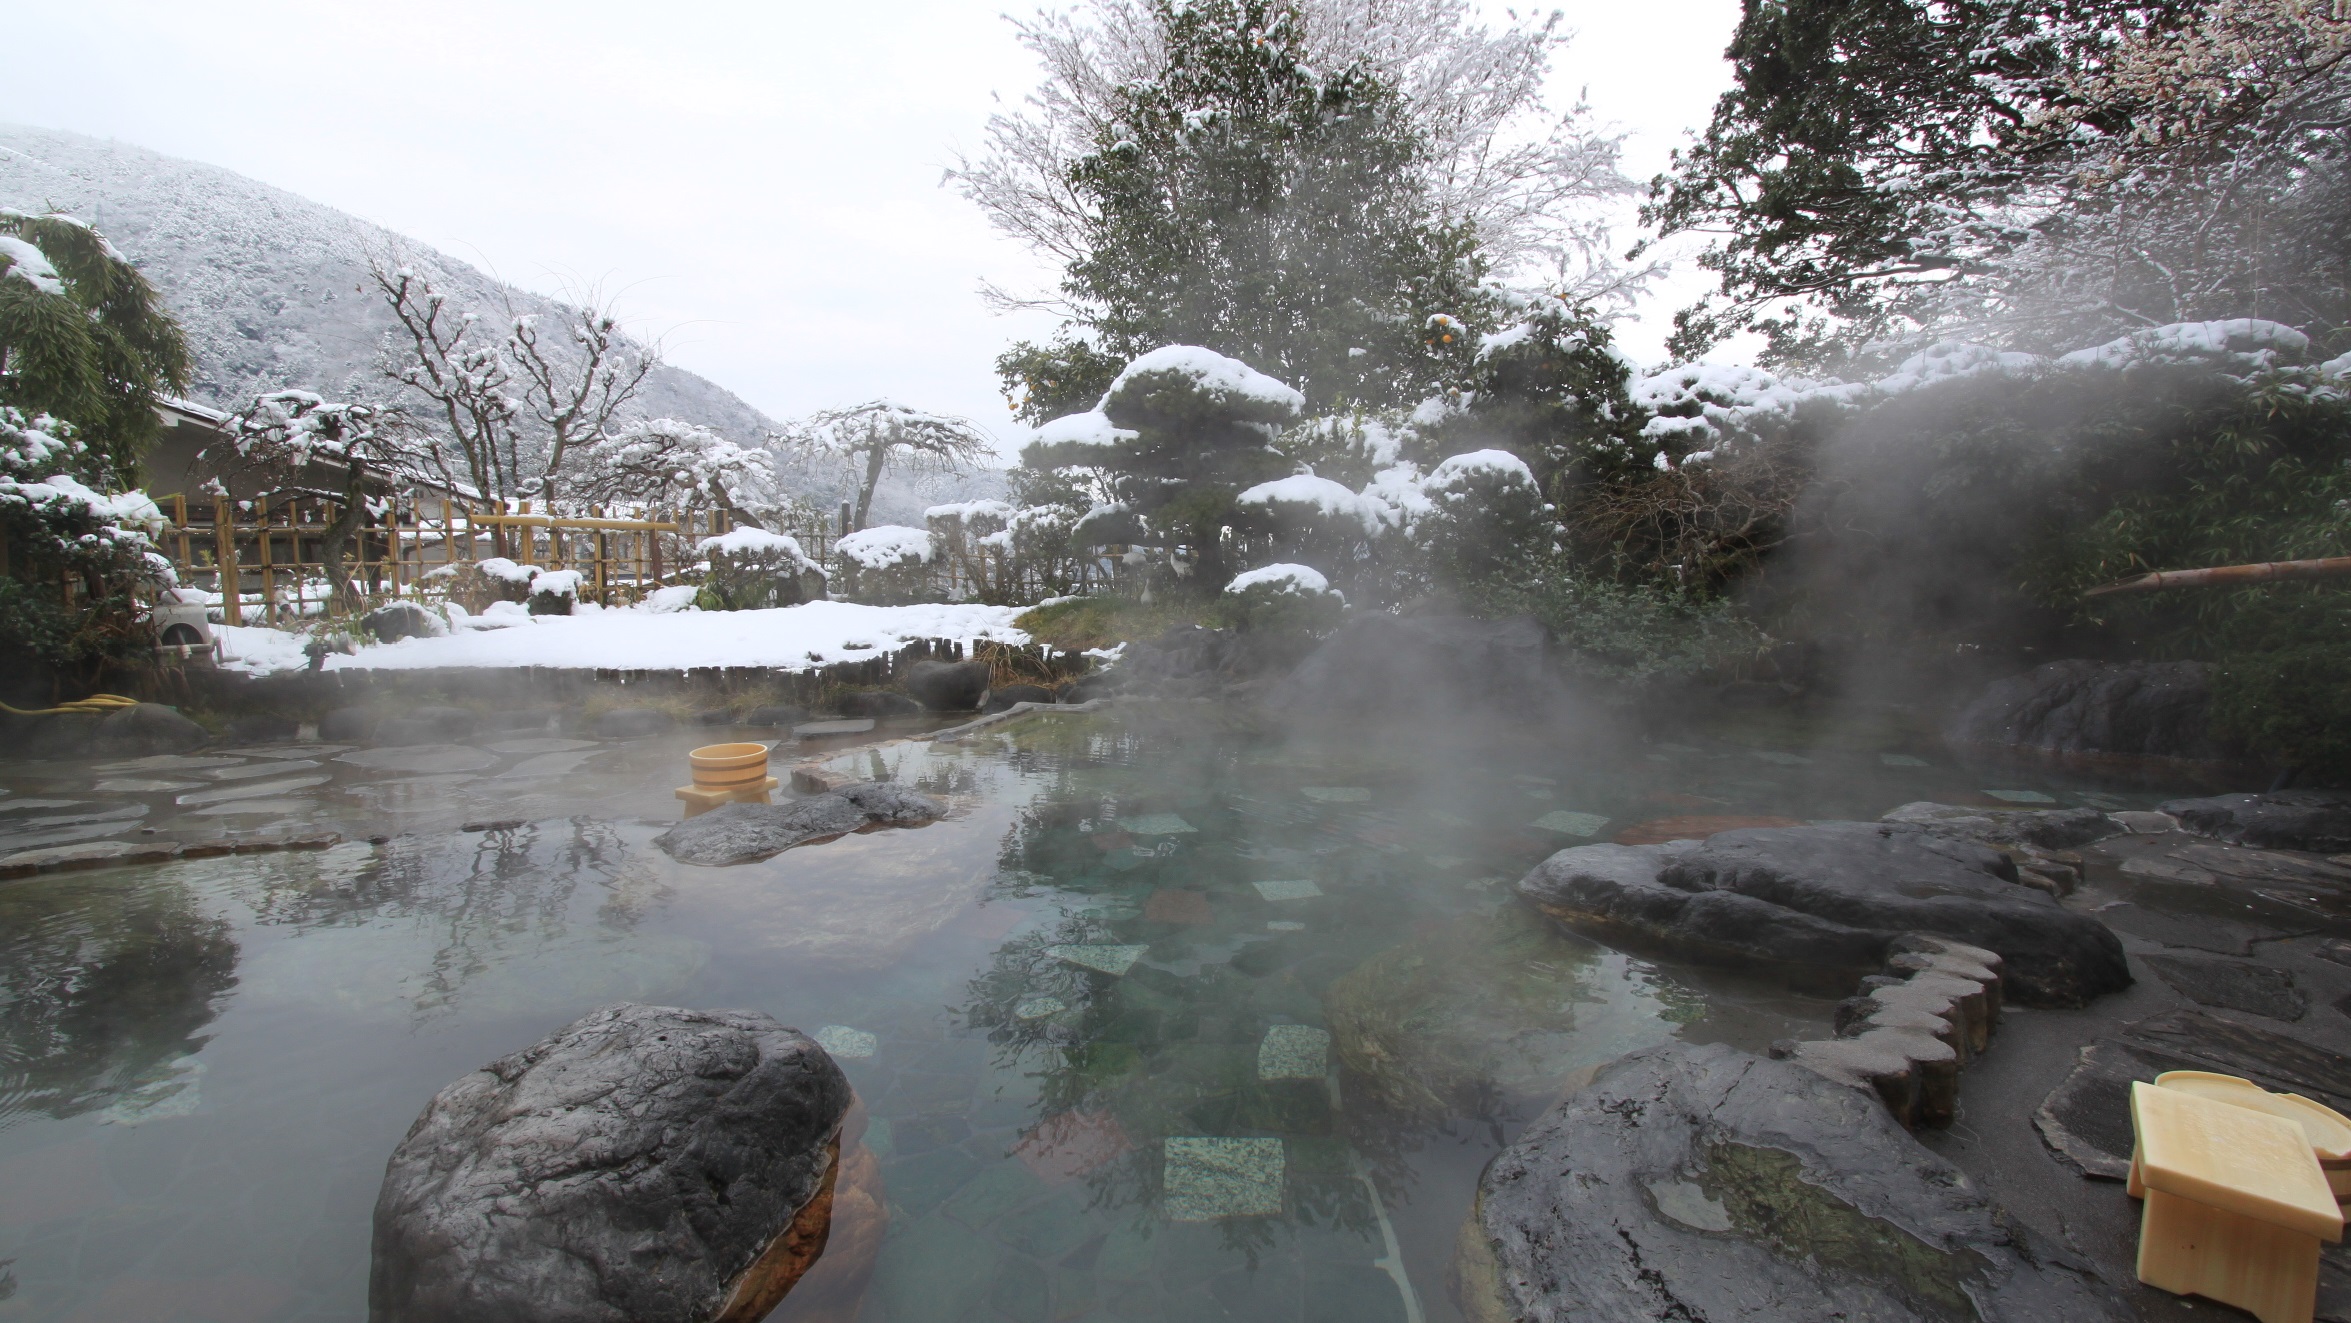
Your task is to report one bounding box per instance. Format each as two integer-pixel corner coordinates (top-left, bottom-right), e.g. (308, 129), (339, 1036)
(927, 500), (1016, 602)
(0, 408), (175, 687)
(1407, 450), (1551, 591)
(835, 524), (937, 604)
(1220, 562), (1345, 636)
(694, 526), (825, 611)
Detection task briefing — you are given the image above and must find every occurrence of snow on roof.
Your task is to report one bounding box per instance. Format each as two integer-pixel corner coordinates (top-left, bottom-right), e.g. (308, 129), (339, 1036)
(1107, 346), (1305, 414)
(1226, 562), (1337, 597)
(837, 524), (935, 569)
(1235, 473), (1392, 535)
(1032, 409), (1137, 451)
(0, 235), (62, 295)
(280, 600), (1030, 675)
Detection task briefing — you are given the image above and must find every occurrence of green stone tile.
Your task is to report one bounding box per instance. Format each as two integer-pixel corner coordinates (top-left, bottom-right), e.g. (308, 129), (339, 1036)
(1163, 1137), (1284, 1221)
(1530, 810), (1609, 837)
(814, 1024), (878, 1058)
(1300, 786), (1371, 803)
(1252, 879), (1322, 902)
(1256, 1024), (1330, 1082)
(1050, 944), (1149, 976)
(1984, 788), (2056, 803)
(1119, 814), (1197, 835)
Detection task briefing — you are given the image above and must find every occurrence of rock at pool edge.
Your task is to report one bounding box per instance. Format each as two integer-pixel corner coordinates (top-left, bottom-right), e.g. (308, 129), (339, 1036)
(369, 1003), (852, 1323)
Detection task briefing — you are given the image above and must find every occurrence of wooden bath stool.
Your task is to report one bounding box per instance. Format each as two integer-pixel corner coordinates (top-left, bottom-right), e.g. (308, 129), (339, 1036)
(2130, 1080), (2345, 1323)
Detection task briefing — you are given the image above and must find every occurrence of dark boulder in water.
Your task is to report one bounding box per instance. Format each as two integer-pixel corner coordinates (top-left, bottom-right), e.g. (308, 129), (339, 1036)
(3, 702), (209, 759)
(2158, 788), (2351, 853)
(1268, 613), (1556, 723)
(1518, 820), (2131, 1006)
(982, 682), (1055, 712)
(903, 660), (992, 712)
(655, 783), (945, 866)
(370, 1003), (851, 1323)
(1461, 1041), (2131, 1322)
(1945, 659), (2228, 761)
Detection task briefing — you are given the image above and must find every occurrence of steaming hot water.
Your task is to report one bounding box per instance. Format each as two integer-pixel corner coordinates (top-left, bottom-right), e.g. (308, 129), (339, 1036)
(0, 703), (2185, 1321)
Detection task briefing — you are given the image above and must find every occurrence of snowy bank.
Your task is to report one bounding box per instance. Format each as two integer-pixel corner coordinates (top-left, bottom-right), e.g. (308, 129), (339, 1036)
(217, 601), (1030, 676)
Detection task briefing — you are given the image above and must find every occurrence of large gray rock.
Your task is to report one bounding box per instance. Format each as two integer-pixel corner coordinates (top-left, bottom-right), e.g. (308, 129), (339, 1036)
(1519, 821), (2131, 1006)
(370, 1003), (851, 1323)
(362, 601), (444, 643)
(903, 660), (991, 712)
(656, 782), (945, 865)
(1946, 659), (2227, 761)
(1467, 1041), (2130, 1322)
(2158, 789), (2351, 853)
(835, 690), (920, 718)
(1268, 613), (1555, 722)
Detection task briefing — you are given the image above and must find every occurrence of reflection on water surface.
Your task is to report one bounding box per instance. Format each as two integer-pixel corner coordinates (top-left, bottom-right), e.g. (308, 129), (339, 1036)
(0, 704), (2170, 1321)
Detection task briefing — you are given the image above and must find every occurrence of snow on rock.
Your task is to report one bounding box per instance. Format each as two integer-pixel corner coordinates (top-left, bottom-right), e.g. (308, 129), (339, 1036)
(1106, 345), (1306, 415)
(206, 601), (1033, 675)
(644, 585), (700, 614)
(836, 525), (935, 569)
(530, 570), (583, 599)
(473, 556), (539, 585)
(1226, 563), (1338, 597)
(1235, 473), (1392, 535)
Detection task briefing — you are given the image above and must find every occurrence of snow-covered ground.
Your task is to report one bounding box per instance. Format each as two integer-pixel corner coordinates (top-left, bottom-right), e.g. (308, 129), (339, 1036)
(211, 601), (1030, 676)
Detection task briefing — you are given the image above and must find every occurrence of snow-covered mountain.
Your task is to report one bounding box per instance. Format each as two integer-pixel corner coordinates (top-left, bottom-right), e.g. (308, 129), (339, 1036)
(0, 123), (785, 445)
(0, 123), (1006, 523)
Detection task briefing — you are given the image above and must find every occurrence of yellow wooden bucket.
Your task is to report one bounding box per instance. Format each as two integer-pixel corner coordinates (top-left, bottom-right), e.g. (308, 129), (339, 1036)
(689, 743), (771, 793)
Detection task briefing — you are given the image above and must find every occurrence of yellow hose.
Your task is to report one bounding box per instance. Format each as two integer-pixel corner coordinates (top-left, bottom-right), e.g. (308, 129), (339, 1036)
(0, 694), (142, 716)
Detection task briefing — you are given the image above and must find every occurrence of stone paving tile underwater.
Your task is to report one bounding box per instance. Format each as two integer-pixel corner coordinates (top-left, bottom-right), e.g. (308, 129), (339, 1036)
(1531, 810), (1610, 837)
(1163, 1137), (1286, 1221)
(1252, 879), (1322, 902)
(1048, 943), (1149, 976)
(1257, 1025), (1331, 1082)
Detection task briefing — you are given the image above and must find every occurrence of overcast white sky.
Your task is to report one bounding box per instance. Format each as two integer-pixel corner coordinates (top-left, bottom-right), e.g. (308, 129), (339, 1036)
(0, 0), (1742, 453)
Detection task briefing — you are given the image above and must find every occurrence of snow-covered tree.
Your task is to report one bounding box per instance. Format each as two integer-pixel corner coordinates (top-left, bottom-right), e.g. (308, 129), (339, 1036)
(369, 256), (661, 506)
(781, 400), (995, 532)
(0, 407), (173, 686)
(0, 211), (190, 487)
(568, 418), (779, 516)
(976, 0), (1624, 417)
(209, 391), (426, 611)
(1649, 0), (2351, 365)
(957, 0), (1640, 302)
(1028, 344), (1305, 591)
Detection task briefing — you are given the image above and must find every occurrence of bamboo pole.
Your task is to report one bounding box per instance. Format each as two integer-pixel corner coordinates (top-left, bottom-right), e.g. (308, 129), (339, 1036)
(2085, 556), (2351, 597)
(216, 497), (241, 626)
(257, 496), (277, 626)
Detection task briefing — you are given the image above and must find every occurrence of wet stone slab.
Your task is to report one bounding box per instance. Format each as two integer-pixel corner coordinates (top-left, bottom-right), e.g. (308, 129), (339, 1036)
(335, 745), (499, 775)
(1048, 944), (1148, 977)
(1529, 810), (1609, 837)
(1251, 879), (1322, 902)
(2142, 952), (2308, 1020)
(203, 760), (321, 781)
(175, 776), (329, 807)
